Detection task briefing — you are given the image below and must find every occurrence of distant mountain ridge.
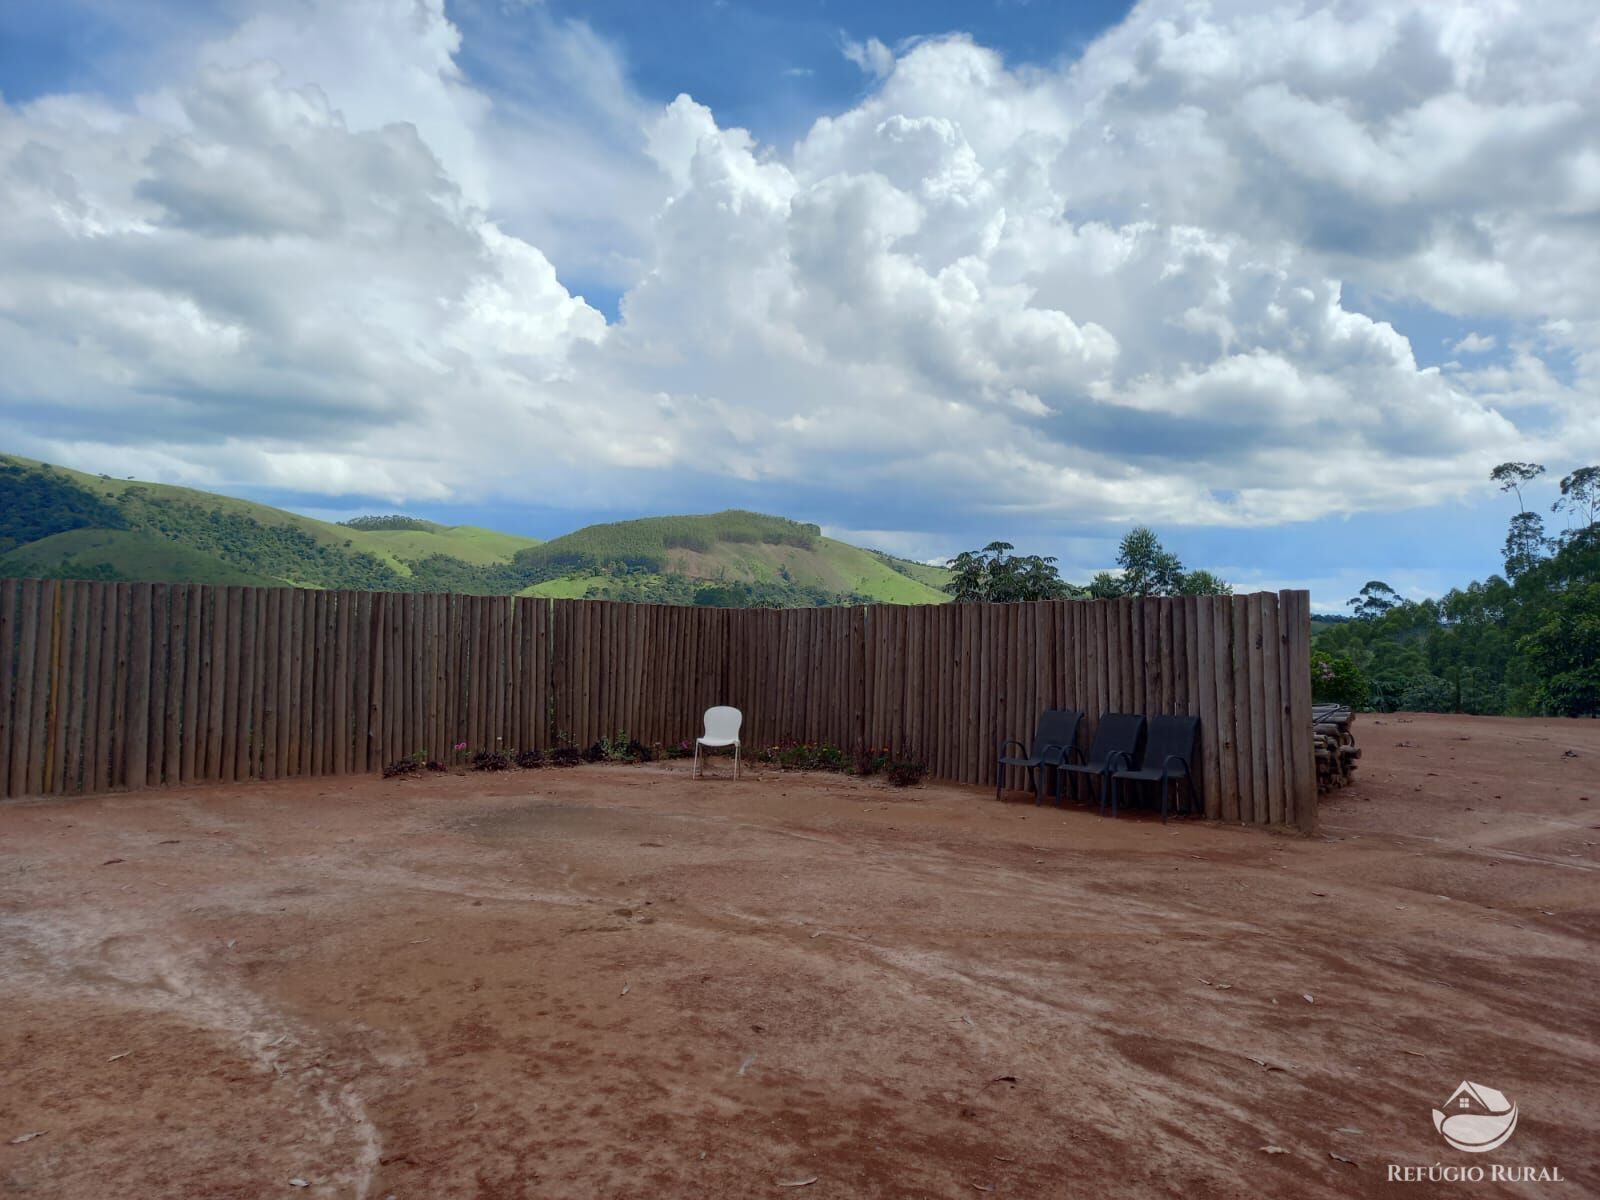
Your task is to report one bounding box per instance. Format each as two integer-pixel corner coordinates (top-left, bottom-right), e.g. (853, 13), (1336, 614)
(0, 455), (949, 607)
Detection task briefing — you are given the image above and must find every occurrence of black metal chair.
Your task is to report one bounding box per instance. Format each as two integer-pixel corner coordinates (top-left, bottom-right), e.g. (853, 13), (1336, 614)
(1060, 713), (1146, 815)
(996, 709), (1083, 804)
(1110, 714), (1201, 821)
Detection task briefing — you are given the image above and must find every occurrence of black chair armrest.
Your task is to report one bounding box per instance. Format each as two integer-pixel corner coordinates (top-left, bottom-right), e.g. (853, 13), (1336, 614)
(1160, 754), (1192, 776)
(1105, 749), (1134, 772)
(998, 739), (1028, 757)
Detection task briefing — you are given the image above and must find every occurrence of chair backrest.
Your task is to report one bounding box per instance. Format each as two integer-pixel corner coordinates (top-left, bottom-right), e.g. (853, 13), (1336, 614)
(702, 706), (743, 740)
(1089, 712), (1146, 762)
(1141, 714), (1198, 769)
(1032, 708), (1084, 764)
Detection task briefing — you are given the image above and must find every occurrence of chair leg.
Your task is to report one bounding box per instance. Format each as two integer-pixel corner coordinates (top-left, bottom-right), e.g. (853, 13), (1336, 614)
(1160, 774), (1169, 823)
(693, 742), (701, 779)
(1032, 767), (1042, 805)
(734, 742), (741, 779)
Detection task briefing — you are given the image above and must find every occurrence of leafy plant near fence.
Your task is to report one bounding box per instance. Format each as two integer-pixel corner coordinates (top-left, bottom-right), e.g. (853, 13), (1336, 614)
(756, 739), (927, 786)
(383, 752), (446, 777)
(885, 757), (928, 787)
(757, 740), (851, 772)
(384, 732), (926, 786)
(571, 732), (653, 763)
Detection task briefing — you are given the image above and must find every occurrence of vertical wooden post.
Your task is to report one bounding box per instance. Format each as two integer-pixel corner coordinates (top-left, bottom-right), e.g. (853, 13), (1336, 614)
(144, 583), (168, 787)
(183, 584), (204, 784)
(232, 588), (256, 781)
(206, 587), (229, 781)
(162, 584), (185, 785)
(1211, 595), (1236, 821)
(331, 591), (348, 774)
(286, 586), (303, 777)
(1195, 596), (1219, 818)
(1282, 590), (1317, 833)
(63, 582), (94, 793)
(45, 581), (72, 794)
(1246, 595), (1268, 824)
(89, 582), (116, 793)
(125, 582), (152, 791)
(110, 583), (131, 788)
(0, 580), (14, 800)
(259, 588), (280, 781)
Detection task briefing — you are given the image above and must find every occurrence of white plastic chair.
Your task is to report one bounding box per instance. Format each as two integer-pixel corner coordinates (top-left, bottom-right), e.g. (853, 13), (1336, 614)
(693, 706), (743, 779)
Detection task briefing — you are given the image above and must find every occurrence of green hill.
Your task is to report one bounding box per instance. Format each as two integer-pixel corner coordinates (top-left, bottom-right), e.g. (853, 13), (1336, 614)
(0, 528), (279, 586)
(513, 511), (948, 605)
(0, 455), (950, 606)
(0, 455), (542, 592)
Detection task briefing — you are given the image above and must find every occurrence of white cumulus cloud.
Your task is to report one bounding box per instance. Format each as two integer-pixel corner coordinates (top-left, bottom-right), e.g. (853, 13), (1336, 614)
(2, 0), (1598, 532)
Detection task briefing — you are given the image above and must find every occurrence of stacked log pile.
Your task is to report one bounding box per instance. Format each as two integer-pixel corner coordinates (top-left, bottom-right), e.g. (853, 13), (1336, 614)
(1313, 703), (1360, 792)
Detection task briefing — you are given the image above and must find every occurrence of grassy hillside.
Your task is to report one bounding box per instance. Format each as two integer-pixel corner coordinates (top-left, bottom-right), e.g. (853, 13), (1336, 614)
(868, 550), (953, 594)
(513, 512), (949, 605)
(0, 457), (541, 575)
(0, 528), (279, 585)
(0, 456), (951, 606)
(0, 455), (542, 590)
(355, 526), (542, 567)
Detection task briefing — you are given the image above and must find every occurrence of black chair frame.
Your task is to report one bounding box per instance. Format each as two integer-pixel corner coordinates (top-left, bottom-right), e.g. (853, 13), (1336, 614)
(1059, 713), (1146, 815)
(1109, 715), (1201, 822)
(996, 708), (1083, 805)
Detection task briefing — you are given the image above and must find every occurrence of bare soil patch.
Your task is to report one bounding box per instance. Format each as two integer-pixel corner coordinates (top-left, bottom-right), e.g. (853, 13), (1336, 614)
(2, 714), (1597, 1197)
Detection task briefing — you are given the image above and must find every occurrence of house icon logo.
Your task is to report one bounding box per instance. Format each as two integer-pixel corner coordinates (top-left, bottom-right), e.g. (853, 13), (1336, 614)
(1432, 1081), (1518, 1153)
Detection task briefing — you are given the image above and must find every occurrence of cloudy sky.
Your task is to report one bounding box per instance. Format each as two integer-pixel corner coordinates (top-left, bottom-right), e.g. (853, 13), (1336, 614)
(3, 0), (1598, 609)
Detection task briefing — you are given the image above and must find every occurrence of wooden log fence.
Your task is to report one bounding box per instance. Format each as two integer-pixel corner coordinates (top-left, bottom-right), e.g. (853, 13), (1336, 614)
(0, 581), (1315, 828)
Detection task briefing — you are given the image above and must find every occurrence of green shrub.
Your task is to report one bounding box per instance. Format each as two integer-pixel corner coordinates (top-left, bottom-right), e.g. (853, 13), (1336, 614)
(471, 749), (513, 771)
(756, 740), (850, 771)
(1311, 650), (1367, 709)
(886, 756), (928, 787)
(1398, 673), (1456, 712)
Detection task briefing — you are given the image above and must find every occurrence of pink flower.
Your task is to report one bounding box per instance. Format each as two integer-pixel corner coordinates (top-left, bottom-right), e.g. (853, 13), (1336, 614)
(454, 741), (468, 751)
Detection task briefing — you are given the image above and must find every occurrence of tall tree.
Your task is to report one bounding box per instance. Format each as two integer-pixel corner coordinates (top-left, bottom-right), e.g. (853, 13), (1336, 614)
(942, 542), (1080, 602)
(1177, 569), (1234, 597)
(1489, 461), (1545, 512)
(1086, 527), (1231, 597)
(1503, 511), (1550, 580)
(1087, 571), (1125, 599)
(1113, 526), (1186, 597)
(1491, 461), (1550, 578)
(1347, 580), (1400, 620)
(1553, 465), (1600, 532)
(1519, 582), (1600, 716)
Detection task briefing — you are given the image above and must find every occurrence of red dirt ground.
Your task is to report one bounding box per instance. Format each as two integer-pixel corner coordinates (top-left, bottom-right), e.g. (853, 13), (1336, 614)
(1, 714), (1597, 1199)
